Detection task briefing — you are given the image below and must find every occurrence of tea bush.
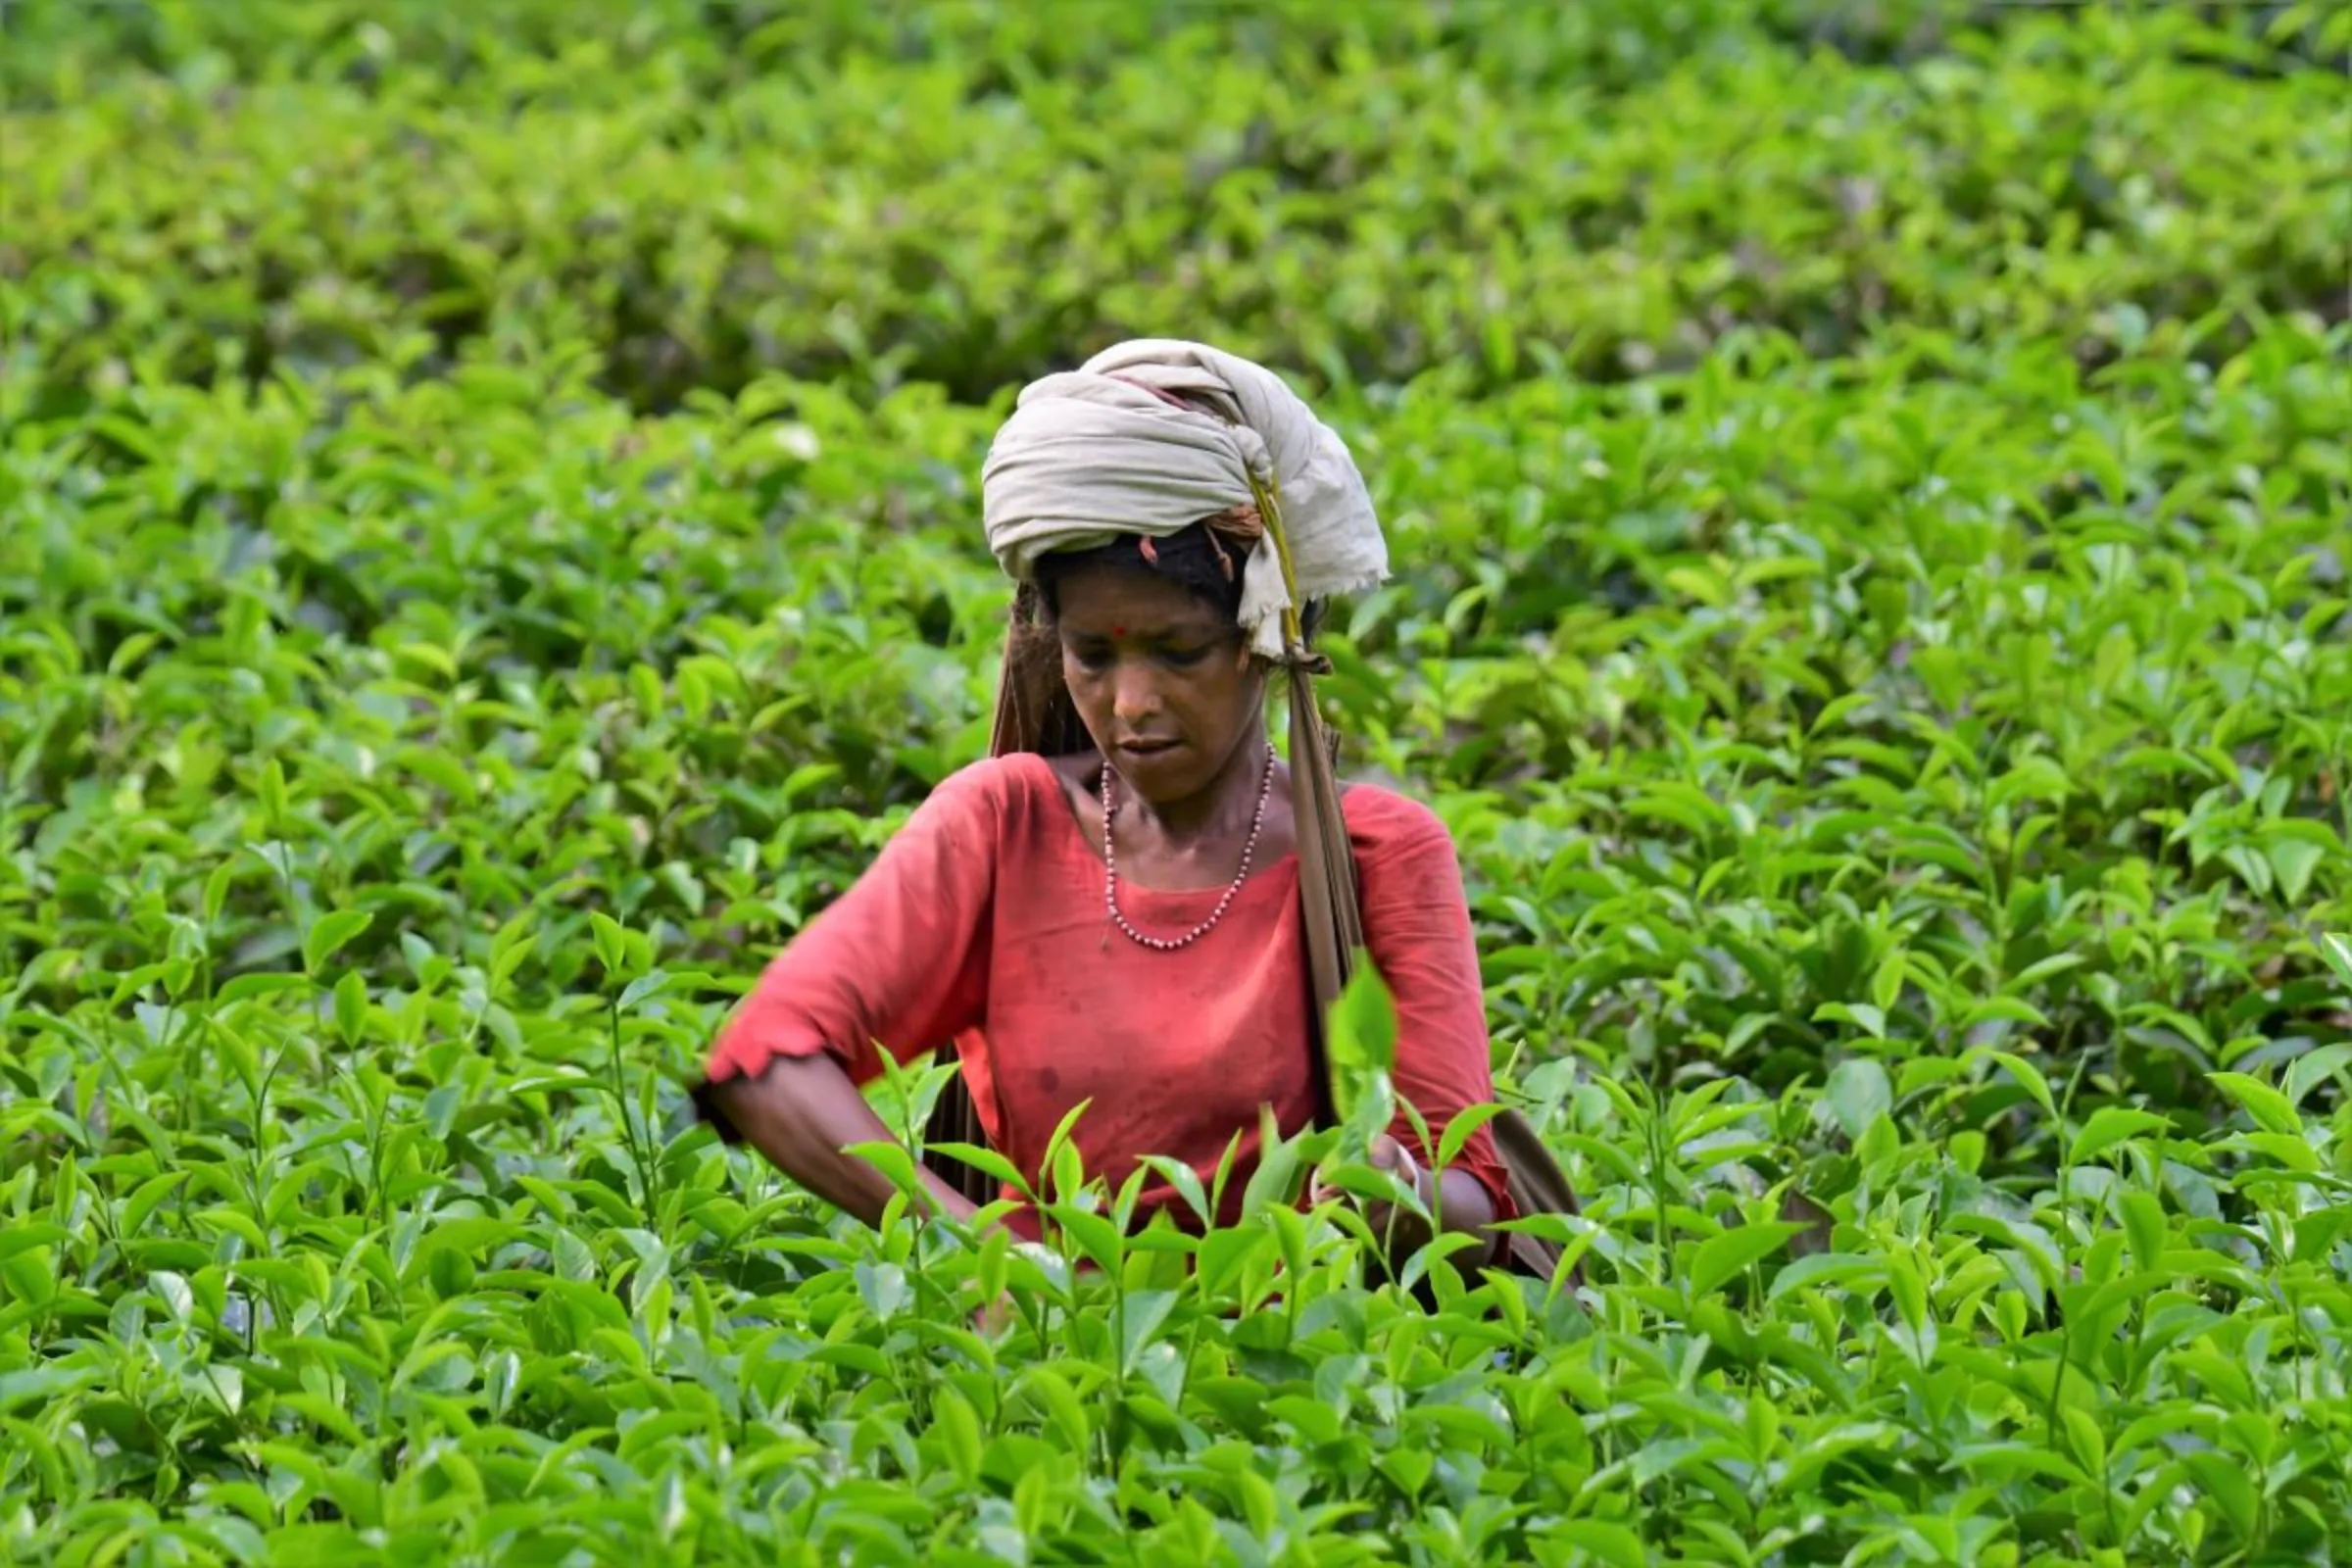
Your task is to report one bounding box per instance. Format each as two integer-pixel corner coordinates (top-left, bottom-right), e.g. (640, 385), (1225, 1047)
(2, 5), (2349, 1565)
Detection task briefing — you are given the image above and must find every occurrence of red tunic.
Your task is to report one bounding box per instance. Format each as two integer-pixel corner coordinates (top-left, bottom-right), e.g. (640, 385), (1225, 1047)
(702, 753), (1516, 1244)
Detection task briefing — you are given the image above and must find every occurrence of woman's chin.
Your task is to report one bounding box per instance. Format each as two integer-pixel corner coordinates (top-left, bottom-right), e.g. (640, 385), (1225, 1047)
(1112, 741), (1184, 774)
(1112, 755), (1198, 803)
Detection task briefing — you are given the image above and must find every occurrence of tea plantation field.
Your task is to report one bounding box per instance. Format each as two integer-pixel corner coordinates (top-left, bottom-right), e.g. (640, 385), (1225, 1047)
(3, 3), (2349, 1564)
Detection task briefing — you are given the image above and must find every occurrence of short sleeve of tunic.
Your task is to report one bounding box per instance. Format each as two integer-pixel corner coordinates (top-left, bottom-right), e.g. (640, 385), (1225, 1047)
(702, 759), (1000, 1089)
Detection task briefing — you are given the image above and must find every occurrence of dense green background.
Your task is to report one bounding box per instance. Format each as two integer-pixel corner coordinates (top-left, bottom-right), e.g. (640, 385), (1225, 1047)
(3, 3), (2348, 1564)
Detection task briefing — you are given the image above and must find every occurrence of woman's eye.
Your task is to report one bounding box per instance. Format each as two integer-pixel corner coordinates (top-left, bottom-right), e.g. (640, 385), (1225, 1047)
(1159, 647), (1208, 668)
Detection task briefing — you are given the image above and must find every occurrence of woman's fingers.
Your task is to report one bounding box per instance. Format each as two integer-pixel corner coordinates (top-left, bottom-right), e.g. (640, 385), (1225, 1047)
(1310, 1136), (1422, 1211)
(973, 1291), (1016, 1335)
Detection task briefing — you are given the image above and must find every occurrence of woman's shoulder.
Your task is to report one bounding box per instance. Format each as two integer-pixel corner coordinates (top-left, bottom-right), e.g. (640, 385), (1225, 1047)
(923, 751), (1063, 814)
(909, 752), (1100, 847)
(1338, 775), (1459, 859)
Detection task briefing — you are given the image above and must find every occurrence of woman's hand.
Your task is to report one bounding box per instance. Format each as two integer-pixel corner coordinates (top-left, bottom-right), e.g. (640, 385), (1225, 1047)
(1310, 1133), (1428, 1237)
(706, 1053), (983, 1230)
(1312, 1132), (1497, 1265)
(971, 1240), (1077, 1337)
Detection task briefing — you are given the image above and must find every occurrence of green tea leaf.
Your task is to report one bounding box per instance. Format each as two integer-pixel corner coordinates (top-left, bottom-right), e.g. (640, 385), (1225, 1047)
(1324, 959), (1398, 1124)
(589, 912), (628, 978)
(1118, 1289), (1178, 1376)
(616, 969), (670, 1012)
(2267, 837), (2326, 904)
(845, 1140), (922, 1198)
(1768, 1252), (1887, 1302)
(216, 973), (312, 1004)
(1689, 1222), (1807, 1299)
(2183, 1449), (2260, 1541)
(0, 1365), (103, 1415)
(120, 1172), (190, 1239)
(332, 970), (368, 1046)
(1543, 1520), (1647, 1568)
(1982, 1051), (2060, 1120)
(934, 1386), (984, 1485)
(2209, 1072), (2300, 1137)
(2319, 932), (2352, 990)
(1436, 1102), (1509, 1173)
(855, 1261), (909, 1324)
(2284, 1044), (2352, 1106)
(1018, 1365), (1092, 1453)
(927, 1142), (1034, 1200)
(2118, 1191), (2167, 1275)
(2069, 1107), (2173, 1166)
(1824, 1058), (1893, 1141)
(303, 910), (373, 975)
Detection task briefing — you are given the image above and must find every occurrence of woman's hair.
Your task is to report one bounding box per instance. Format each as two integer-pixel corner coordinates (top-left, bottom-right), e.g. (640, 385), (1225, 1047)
(1034, 520), (1247, 625)
(1031, 513), (1326, 643)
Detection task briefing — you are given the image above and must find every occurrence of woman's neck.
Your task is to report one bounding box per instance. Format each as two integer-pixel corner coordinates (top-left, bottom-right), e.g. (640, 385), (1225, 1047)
(1108, 731), (1268, 847)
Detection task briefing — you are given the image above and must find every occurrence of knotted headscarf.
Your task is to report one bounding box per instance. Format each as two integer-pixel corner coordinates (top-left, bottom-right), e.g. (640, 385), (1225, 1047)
(980, 339), (1388, 661)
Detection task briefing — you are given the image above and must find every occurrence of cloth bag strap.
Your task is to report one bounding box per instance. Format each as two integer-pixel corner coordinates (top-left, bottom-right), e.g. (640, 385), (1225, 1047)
(1248, 475), (1574, 1285)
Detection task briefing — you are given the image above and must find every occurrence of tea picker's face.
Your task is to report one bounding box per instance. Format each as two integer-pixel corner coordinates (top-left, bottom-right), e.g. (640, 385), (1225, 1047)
(1053, 562), (1262, 806)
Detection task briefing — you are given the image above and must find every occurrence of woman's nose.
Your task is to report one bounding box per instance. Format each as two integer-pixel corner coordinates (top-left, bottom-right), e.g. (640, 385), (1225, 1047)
(1111, 665), (1162, 722)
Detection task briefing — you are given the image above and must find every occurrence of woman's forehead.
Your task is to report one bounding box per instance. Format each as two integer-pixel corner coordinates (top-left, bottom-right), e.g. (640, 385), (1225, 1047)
(1055, 571), (1228, 634)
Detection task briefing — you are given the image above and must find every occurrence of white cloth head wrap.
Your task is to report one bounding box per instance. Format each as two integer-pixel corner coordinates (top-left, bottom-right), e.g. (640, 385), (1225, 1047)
(980, 338), (1387, 661)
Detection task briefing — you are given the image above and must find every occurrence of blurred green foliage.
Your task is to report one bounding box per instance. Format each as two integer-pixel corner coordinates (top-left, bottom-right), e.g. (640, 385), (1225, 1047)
(6, 1), (2346, 412)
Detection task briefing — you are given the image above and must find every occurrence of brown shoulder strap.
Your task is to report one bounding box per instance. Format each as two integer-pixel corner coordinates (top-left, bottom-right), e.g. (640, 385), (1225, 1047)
(1245, 472), (1361, 1033)
(1286, 666), (1577, 1284)
(1251, 480), (1577, 1286)
(1284, 661), (1360, 1067)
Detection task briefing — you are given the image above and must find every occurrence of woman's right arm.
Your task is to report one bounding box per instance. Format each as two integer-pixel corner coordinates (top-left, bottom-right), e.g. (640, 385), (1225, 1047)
(705, 1054), (986, 1228)
(695, 762), (1002, 1224)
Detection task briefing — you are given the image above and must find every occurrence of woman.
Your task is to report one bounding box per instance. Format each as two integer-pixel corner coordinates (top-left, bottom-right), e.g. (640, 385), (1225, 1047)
(692, 340), (1516, 1267)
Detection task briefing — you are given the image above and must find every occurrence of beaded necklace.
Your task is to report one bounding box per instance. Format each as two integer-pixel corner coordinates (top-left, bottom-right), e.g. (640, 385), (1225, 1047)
(1100, 742), (1276, 952)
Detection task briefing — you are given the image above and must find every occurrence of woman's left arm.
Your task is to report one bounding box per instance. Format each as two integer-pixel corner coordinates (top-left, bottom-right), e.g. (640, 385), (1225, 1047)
(1340, 791), (1516, 1263)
